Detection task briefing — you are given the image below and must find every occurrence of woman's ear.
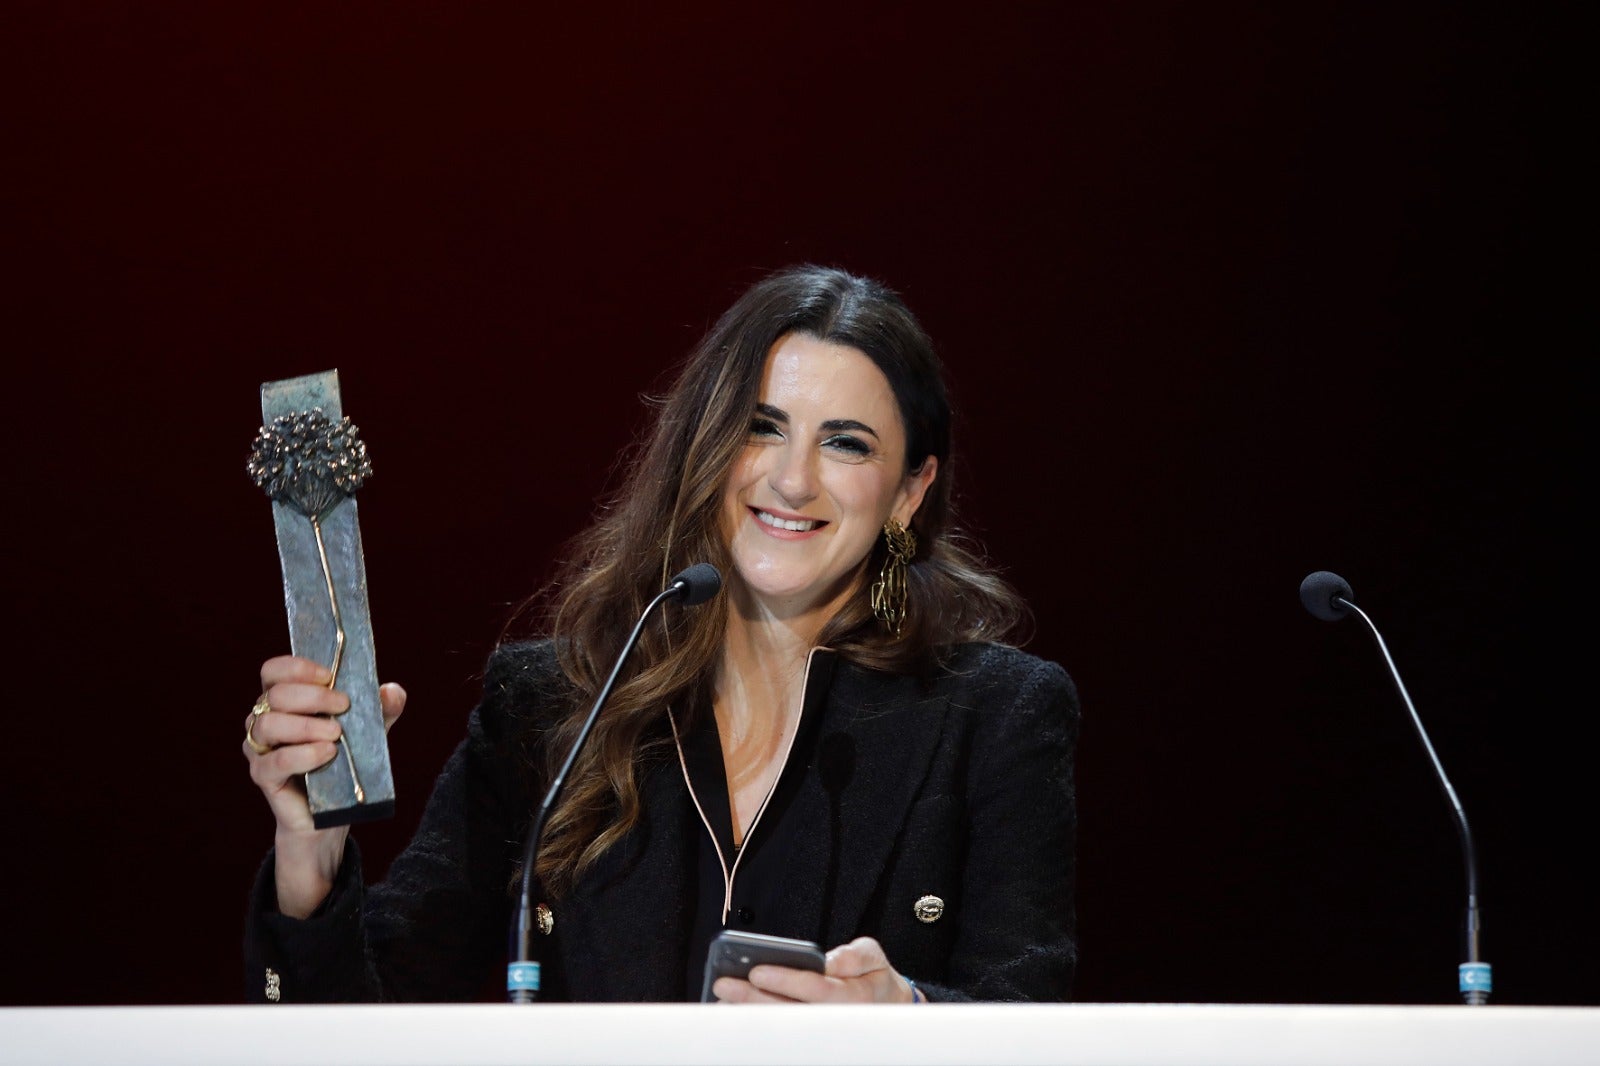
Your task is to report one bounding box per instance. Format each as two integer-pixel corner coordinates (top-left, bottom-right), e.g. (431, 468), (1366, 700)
(894, 455), (939, 527)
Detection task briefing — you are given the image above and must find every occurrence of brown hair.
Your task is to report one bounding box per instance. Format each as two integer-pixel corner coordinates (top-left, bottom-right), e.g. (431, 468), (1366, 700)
(516, 264), (1029, 896)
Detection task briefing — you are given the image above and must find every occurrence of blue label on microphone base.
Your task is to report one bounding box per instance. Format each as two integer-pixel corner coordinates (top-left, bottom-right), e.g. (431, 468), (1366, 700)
(507, 961), (541, 992)
(1459, 962), (1491, 994)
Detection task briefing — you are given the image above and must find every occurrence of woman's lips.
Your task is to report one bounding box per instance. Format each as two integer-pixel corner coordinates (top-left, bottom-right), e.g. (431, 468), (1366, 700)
(751, 507), (826, 537)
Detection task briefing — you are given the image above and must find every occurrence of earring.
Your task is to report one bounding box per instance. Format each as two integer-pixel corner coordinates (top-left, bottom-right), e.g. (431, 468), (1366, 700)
(871, 517), (917, 634)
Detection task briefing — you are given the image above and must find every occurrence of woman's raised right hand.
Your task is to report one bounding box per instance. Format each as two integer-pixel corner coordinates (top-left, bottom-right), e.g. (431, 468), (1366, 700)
(243, 655), (406, 917)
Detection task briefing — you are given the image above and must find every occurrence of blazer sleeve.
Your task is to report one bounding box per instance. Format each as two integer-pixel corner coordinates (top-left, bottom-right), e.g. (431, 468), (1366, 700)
(920, 651), (1080, 1002)
(242, 642), (550, 1003)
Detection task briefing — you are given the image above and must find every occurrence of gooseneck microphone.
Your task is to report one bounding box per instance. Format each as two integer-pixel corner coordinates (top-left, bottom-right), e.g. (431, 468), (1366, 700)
(508, 562), (722, 1002)
(1299, 570), (1490, 1005)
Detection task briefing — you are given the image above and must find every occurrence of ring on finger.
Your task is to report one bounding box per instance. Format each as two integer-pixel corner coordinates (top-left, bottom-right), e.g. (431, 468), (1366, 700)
(245, 693), (272, 755)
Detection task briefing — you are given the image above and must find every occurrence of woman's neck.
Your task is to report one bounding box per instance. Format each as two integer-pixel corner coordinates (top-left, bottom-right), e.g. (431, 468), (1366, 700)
(715, 607), (814, 738)
(713, 607), (822, 845)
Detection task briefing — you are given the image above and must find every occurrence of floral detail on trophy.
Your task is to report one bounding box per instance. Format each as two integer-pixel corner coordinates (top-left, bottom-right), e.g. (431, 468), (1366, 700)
(247, 408), (373, 520)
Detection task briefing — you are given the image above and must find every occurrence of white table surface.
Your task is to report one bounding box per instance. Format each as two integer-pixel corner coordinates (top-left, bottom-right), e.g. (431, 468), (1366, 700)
(2, 1002), (1597, 1066)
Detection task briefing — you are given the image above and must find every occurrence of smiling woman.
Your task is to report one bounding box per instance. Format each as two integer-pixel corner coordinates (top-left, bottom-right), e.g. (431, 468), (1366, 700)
(241, 264), (1080, 1005)
(722, 333), (938, 626)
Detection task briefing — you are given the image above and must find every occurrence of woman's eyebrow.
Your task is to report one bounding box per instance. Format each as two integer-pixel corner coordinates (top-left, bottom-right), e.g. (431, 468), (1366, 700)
(821, 418), (879, 439)
(754, 403), (879, 439)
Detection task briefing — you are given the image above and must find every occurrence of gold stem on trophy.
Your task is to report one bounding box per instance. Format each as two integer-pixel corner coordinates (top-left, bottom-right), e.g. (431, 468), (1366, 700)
(311, 514), (365, 804)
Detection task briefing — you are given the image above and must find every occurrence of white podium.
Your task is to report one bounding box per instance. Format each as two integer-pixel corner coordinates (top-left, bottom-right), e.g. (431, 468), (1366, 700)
(2, 1003), (1596, 1066)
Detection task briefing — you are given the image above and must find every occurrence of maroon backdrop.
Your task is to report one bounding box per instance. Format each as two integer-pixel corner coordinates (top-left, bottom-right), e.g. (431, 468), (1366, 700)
(5, 3), (1585, 1005)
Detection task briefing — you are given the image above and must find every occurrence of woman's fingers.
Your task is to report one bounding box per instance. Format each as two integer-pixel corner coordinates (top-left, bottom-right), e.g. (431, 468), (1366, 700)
(259, 654), (333, 691)
(379, 682), (407, 732)
(711, 975), (800, 1003)
(255, 680), (350, 720)
(822, 937), (914, 1002)
(243, 660), (349, 781)
(244, 662), (404, 766)
(244, 658), (405, 840)
(731, 938), (912, 1004)
(713, 938), (912, 1004)
(249, 738), (343, 782)
(244, 659), (353, 758)
(243, 704), (344, 754)
(823, 936), (891, 979)
(745, 965), (844, 1002)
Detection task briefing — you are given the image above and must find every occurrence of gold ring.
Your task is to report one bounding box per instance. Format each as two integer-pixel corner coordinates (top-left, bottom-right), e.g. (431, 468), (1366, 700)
(245, 693), (272, 755)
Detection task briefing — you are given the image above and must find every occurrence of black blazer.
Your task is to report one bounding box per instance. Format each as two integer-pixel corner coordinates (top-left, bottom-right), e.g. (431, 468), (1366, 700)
(246, 640), (1078, 1003)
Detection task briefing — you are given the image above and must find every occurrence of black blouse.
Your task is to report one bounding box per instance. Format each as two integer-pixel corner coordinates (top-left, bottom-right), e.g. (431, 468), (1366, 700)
(680, 651), (837, 999)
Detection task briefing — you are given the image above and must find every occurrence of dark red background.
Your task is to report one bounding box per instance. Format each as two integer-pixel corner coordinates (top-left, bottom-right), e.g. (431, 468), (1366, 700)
(4, 4), (1586, 1005)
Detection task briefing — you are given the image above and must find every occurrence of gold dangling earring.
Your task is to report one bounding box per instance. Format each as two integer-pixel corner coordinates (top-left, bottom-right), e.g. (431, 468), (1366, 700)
(871, 517), (917, 634)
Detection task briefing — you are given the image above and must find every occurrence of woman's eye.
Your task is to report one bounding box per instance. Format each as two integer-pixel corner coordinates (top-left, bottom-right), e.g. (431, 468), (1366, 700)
(824, 434), (871, 457)
(749, 417), (782, 438)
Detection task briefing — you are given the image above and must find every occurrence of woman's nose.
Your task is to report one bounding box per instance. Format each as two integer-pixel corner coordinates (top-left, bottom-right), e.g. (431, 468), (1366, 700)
(768, 442), (818, 505)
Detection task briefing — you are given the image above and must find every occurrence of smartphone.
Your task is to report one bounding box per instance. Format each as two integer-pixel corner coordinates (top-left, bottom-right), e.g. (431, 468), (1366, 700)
(700, 929), (826, 1002)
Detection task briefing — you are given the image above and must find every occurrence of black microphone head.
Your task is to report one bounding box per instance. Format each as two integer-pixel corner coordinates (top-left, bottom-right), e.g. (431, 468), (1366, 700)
(1300, 570), (1354, 621)
(669, 563), (722, 606)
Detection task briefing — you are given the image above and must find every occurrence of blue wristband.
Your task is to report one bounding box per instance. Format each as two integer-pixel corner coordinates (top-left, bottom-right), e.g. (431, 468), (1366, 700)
(905, 977), (926, 1003)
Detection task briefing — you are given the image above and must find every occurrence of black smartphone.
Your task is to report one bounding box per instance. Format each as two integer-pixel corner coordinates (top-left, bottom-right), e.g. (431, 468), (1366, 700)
(699, 929), (826, 1002)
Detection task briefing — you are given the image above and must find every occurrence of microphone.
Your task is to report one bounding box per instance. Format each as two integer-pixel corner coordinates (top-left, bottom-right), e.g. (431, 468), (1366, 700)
(507, 563), (722, 1002)
(1299, 570), (1490, 1005)
(669, 561), (722, 606)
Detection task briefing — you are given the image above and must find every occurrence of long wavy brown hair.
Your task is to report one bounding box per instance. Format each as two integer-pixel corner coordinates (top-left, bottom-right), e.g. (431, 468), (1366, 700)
(513, 264), (1030, 897)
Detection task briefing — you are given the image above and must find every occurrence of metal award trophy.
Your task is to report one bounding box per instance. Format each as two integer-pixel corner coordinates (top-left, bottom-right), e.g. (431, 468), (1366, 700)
(247, 369), (395, 827)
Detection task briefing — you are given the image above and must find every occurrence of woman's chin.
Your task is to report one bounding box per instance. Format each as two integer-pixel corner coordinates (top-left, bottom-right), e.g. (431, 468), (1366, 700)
(730, 577), (858, 622)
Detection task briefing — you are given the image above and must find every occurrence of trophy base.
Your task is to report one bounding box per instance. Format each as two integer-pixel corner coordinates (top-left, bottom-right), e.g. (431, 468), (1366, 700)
(312, 799), (397, 830)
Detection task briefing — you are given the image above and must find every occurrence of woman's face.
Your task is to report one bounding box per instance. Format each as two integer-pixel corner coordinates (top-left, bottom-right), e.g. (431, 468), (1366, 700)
(721, 331), (937, 627)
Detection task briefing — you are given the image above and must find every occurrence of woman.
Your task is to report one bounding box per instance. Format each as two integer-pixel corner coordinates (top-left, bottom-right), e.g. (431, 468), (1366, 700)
(243, 264), (1079, 1003)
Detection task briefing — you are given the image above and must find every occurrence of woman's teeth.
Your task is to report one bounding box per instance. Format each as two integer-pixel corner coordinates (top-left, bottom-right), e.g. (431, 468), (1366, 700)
(756, 510), (820, 532)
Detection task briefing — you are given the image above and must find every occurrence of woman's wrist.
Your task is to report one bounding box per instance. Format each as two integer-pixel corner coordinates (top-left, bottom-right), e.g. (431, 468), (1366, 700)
(903, 975), (926, 1003)
(273, 826), (347, 918)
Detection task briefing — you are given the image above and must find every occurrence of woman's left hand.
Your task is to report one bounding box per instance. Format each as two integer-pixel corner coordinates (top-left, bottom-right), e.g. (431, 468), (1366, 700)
(711, 936), (918, 1004)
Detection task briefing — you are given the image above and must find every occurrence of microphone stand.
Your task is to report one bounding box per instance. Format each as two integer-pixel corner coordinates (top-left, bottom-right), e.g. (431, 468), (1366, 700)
(1314, 578), (1491, 1004)
(507, 575), (705, 1002)
(1337, 592), (1484, 998)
